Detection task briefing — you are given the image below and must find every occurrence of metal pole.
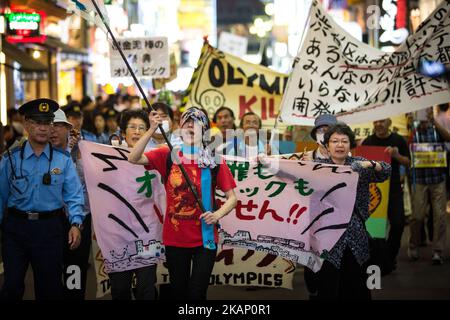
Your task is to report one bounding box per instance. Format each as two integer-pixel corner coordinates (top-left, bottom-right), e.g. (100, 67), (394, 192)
(90, 0), (206, 212)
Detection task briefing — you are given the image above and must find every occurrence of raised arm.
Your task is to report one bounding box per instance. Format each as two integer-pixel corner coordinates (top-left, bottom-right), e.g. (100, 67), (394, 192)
(128, 111), (162, 165)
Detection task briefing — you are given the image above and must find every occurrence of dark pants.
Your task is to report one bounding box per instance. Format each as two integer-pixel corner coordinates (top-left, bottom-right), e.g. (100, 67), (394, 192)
(304, 266), (318, 299)
(109, 265), (157, 300)
(386, 187), (405, 265)
(316, 247), (371, 300)
(63, 214), (92, 300)
(165, 246), (217, 300)
(1, 215), (64, 300)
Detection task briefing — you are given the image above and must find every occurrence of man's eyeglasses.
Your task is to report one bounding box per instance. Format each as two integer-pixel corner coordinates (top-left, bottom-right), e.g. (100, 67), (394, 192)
(126, 124), (147, 132)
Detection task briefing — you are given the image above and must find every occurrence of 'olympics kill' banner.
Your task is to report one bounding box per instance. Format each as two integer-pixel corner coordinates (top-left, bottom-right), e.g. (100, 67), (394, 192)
(182, 41), (289, 129)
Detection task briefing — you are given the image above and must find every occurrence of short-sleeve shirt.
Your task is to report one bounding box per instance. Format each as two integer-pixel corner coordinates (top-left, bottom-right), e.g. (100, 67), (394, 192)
(144, 147), (236, 247)
(362, 132), (410, 189)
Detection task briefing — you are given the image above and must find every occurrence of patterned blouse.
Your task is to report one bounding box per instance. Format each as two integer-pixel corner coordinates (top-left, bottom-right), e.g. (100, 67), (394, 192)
(315, 156), (391, 269)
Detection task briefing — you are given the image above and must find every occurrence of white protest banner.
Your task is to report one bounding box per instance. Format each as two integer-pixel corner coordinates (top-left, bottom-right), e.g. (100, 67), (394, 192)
(218, 32), (248, 57)
(92, 235), (110, 298)
(79, 142), (165, 274)
(217, 157), (359, 272)
(67, 0), (109, 33)
(109, 37), (169, 78)
(93, 247), (295, 298)
(280, 0), (450, 126)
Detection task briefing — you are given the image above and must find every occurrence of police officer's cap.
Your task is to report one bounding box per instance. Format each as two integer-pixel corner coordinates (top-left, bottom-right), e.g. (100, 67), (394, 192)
(18, 98), (59, 122)
(63, 102), (83, 118)
(104, 108), (118, 120)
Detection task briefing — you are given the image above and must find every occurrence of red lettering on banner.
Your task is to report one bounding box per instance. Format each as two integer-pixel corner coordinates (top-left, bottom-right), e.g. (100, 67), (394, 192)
(239, 95), (257, 116)
(240, 96), (278, 120)
(396, 0), (407, 29)
(261, 97), (277, 120)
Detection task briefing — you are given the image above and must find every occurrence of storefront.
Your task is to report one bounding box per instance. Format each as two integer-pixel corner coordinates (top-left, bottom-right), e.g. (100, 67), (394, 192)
(1, 37), (47, 109)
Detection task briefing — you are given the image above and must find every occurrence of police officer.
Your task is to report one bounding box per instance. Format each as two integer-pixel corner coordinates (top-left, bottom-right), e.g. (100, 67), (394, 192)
(62, 102), (97, 142)
(0, 99), (84, 300)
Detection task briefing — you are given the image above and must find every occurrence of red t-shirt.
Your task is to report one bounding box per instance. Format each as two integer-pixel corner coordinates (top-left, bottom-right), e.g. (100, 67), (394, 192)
(144, 147), (236, 247)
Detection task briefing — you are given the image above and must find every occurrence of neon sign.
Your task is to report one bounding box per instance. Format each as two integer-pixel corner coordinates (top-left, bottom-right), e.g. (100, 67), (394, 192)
(379, 0), (409, 46)
(5, 11), (46, 43)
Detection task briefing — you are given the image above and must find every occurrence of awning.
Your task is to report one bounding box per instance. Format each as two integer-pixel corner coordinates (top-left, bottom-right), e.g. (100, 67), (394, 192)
(44, 36), (90, 63)
(1, 40), (48, 80)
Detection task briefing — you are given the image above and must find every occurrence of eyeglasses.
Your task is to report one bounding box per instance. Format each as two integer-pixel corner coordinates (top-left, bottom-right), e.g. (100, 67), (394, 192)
(126, 124), (147, 132)
(329, 139), (350, 145)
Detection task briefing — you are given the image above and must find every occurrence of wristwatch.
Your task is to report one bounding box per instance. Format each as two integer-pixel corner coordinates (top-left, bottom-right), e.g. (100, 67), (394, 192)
(369, 160), (377, 169)
(71, 223), (84, 231)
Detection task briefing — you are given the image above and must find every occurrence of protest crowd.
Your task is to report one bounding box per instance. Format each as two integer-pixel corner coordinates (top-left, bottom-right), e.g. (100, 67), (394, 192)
(1, 0), (450, 301)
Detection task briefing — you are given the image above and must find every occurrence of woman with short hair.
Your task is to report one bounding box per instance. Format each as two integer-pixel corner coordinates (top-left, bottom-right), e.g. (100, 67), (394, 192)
(315, 123), (391, 300)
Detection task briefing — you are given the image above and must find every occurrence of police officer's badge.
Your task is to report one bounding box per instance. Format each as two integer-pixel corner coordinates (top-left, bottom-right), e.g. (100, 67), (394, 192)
(39, 102), (50, 113)
(51, 168), (62, 175)
(74, 106), (81, 113)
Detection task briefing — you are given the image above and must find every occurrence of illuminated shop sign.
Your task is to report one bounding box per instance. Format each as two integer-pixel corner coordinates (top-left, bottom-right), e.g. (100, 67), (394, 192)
(5, 11), (46, 43)
(379, 0), (409, 48)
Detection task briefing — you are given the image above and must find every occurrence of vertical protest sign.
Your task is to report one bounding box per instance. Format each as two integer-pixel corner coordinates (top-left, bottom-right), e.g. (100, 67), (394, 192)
(182, 41), (289, 128)
(152, 53), (178, 89)
(279, 0), (450, 126)
(353, 146), (391, 238)
(109, 37), (169, 78)
(218, 32), (248, 57)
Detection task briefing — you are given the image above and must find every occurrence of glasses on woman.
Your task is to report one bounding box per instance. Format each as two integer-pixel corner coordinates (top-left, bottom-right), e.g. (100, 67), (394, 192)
(329, 139), (350, 145)
(126, 124), (147, 132)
